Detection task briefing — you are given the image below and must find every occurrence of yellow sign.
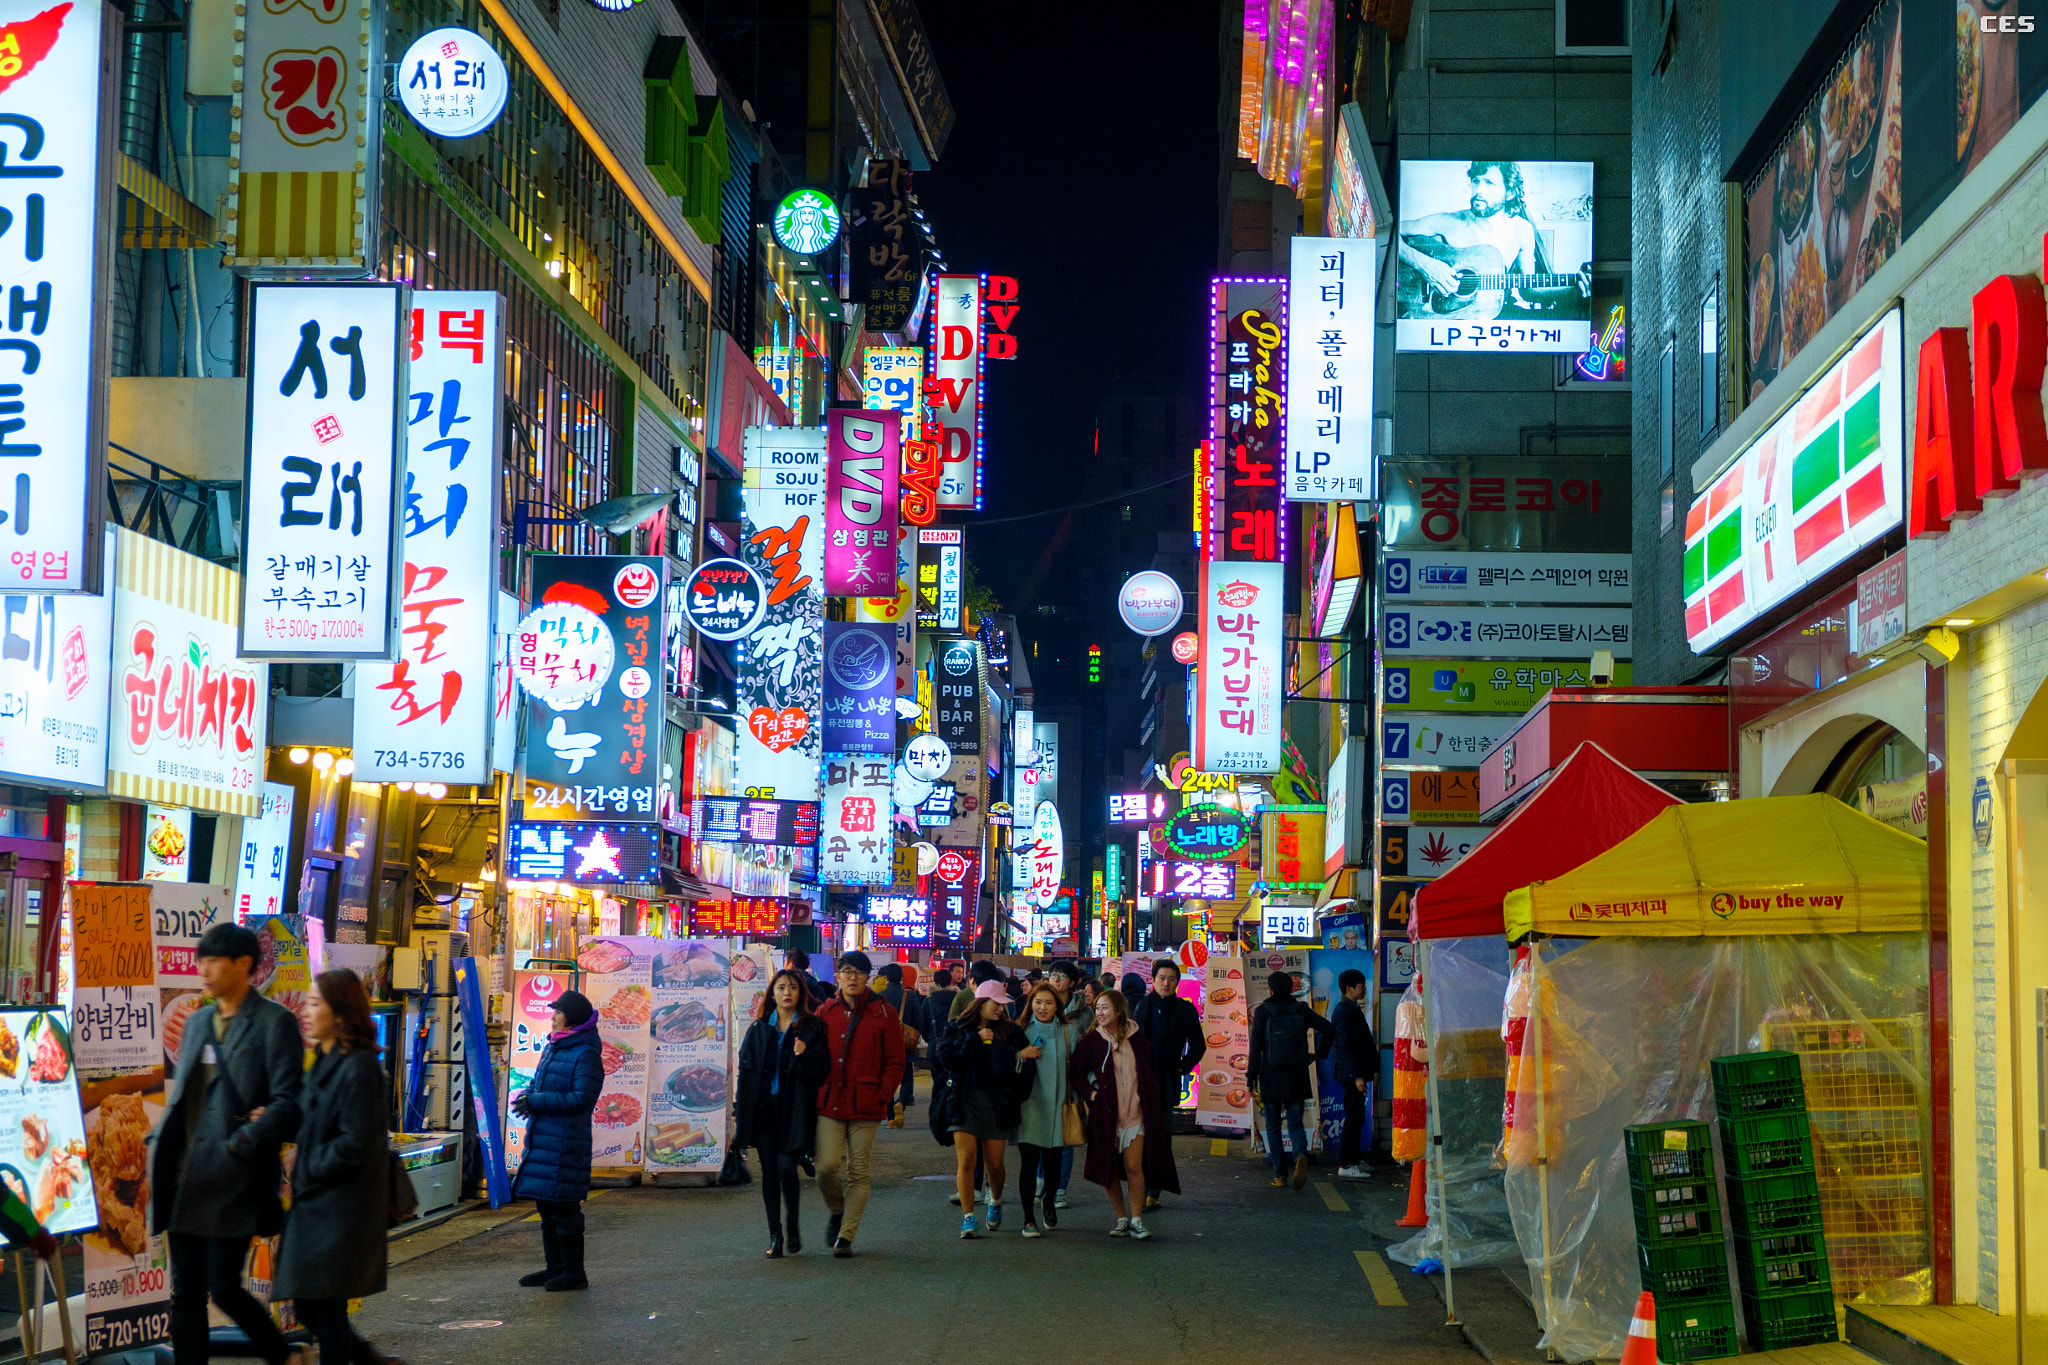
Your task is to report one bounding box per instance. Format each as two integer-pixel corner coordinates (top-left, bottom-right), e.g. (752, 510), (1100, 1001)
(73, 884), (153, 989)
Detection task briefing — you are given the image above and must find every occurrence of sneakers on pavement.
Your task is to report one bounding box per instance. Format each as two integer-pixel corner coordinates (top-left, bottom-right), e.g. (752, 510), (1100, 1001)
(1270, 1174), (1287, 1187)
(1109, 1217), (1131, 1237)
(1054, 1189), (1069, 1209)
(1337, 1164), (1369, 1179)
(832, 1238), (854, 1258)
(947, 1191), (961, 1206)
(1143, 1194), (1160, 1210)
(1020, 1222), (1042, 1239)
(986, 1201), (1002, 1231)
(959, 1215), (979, 1239)
(1129, 1218), (1151, 1241)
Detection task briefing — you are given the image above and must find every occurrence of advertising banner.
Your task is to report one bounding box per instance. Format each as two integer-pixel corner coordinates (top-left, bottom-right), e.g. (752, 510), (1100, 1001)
(240, 284), (407, 660)
(1208, 277), (1286, 561)
(1194, 957), (1252, 1133)
(0, 0), (110, 595)
(0, 527), (113, 790)
(1380, 822), (1482, 879)
(575, 936), (654, 1169)
(233, 782), (294, 923)
(1381, 604), (1632, 658)
(644, 939), (737, 1175)
(1192, 559), (1283, 774)
(517, 556), (664, 821)
(824, 409), (899, 596)
(109, 529), (268, 816)
(1382, 550), (1632, 604)
(822, 621), (895, 753)
(1394, 160), (1594, 354)
(503, 969), (567, 1171)
(354, 291), (502, 785)
(1285, 237), (1374, 501)
(1382, 657), (1631, 713)
(1380, 458), (1629, 551)
(930, 275), (983, 508)
(1379, 713), (1519, 768)
(932, 844), (981, 948)
(150, 884), (227, 1051)
(931, 637), (981, 754)
(739, 426), (826, 800)
(820, 754), (894, 886)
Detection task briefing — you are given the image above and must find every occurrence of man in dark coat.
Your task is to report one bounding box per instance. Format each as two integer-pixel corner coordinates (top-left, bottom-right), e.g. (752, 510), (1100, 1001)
(510, 990), (603, 1289)
(1131, 959), (1204, 1209)
(877, 963), (923, 1119)
(1247, 971), (1333, 1191)
(784, 948), (828, 1006)
(148, 923), (304, 1365)
(1331, 968), (1379, 1177)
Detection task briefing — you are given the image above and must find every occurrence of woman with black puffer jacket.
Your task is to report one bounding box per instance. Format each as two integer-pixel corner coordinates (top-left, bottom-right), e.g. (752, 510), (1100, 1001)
(933, 981), (1037, 1239)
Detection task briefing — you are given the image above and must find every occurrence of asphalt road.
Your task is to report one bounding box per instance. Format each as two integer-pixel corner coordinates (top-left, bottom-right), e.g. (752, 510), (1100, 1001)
(356, 1115), (1477, 1365)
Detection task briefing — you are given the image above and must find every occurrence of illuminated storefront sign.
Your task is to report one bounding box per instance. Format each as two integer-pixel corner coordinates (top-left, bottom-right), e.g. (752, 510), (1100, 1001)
(929, 275), (983, 509)
(772, 187), (841, 256)
(1258, 806), (1327, 889)
(689, 898), (789, 937)
(739, 426), (826, 799)
(1192, 559), (1282, 773)
(1108, 792), (1166, 823)
(1284, 237), (1373, 501)
(506, 821), (659, 883)
(397, 27), (508, 138)
(1165, 803), (1251, 861)
(820, 754), (893, 886)
(691, 796), (820, 847)
(824, 408), (898, 596)
(1206, 277), (1287, 562)
(866, 894), (931, 944)
(1147, 861), (1238, 898)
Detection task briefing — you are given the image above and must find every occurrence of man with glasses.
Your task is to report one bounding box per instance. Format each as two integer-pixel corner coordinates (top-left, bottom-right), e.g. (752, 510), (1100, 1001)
(813, 951), (906, 1257)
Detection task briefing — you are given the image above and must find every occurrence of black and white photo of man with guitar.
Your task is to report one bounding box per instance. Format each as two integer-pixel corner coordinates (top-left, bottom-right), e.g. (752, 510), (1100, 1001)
(1395, 159), (1595, 353)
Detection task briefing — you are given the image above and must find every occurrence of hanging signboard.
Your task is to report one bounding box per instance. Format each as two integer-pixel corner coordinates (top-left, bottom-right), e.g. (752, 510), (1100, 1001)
(739, 426), (826, 800)
(234, 782), (295, 922)
(517, 556), (664, 822)
(861, 346), (925, 437)
(932, 844), (981, 946)
(820, 753), (894, 886)
(1382, 551), (1632, 604)
(1379, 823), (1481, 878)
(1258, 807), (1326, 890)
(1192, 559), (1283, 774)
(916, 527), (962, 631)
(0, 0), (111, 595)
(1166, 803), (1252, 862)
(866, 893), (931, 944)
(1379, 713), (1519, 768)
(930, 275), (983, 509)
(824, 409), (899, 596)
(240, 284), (407, 660)
(354, 291), (502, 786)
(505, 821), (660, 883)
(1117, 570), (1184, 636)
(850, 162), (927, 333)
(0, 526), (113, 790)
(690, 797), (819, 848)
(1026, 800), (1062, 909)
(1381, 604), (1633, 658)
(1284, 237), (1374, 501)
(931, 637), (981, 754)
(681, 558), (767, 640)
(1207, 276), (1287, 562)
(1381, 657), (1631, 714)
(1380, 458), (1630, 550)
(397, 27), (509, 139)
(822, 621), (895, 753)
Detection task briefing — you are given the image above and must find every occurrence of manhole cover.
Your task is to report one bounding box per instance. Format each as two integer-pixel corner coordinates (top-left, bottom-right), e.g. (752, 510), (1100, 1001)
(439, 1321), (503, 1330)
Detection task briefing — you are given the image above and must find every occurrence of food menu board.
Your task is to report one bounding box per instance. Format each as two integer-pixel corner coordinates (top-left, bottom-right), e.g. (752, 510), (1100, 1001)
(251, 916), (310, 1040)
(1194, 957), (1252, 1135)
(577, 936), (654, 1170)
(726, 945), (771, 1145)
(504, 970), (568, 1172)
(643, 940), (738, 1175)
(0, 1010), (93, 1236)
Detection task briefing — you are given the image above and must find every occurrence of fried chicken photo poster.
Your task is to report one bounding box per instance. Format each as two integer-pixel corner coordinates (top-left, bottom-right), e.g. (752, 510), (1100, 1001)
(645, 940), (738, 1176)
(577, 936), (657, 1171)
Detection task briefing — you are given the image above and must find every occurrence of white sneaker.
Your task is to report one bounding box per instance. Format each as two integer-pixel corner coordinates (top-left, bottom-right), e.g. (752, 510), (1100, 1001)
(1054, 1189), (1069, 1209)
(1020, 1223), (1042, 1239)
(1129, 1217), (1151, 1240)
(1337, 1164), (1369, 1179)
(1110, 1217), (1131, 1237)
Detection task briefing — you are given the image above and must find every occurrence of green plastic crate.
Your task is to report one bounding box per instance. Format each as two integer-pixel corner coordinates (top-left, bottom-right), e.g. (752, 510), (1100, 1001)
(1733, 1227), (1832, 1292)
(1725, 1170), (1823, 1234)
(1624, 1120), (1714, 1187)
(1632, 1198), (1723, 1245)
(1660, 1299), (1741, 1362)
(1740, 1286), (1839, 1349)
(1634, 1178), (1718, 1219)
(1638, 1238), (1732, 1302)
(1717, 1112), (1816, 1177)
(1710, 1050), (1805, 1095)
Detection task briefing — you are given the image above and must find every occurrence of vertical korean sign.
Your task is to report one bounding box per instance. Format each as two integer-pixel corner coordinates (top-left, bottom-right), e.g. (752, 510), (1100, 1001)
(822, 621), (895, 753)
(516, 557), (664, 821)
(1284, 238), (1374, 501)
(0, 0), (111, 593)
(930, 274), (983, 509)
(1193, 559), (1282, 774)
(824, 408), (899, 596)
(240, 284), (407, 660)
(354, 291), (501, 783)
(739, 426), (825, 800)
(820, 754), (893, 886)
(1208, 277), (1286, 562)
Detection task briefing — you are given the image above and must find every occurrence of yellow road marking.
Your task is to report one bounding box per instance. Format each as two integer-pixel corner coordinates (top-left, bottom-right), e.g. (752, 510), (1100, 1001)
(1210, 1138), (1229, 1156)
(1355, 1249), (1407, 1306)
(1314, 1180), (1348, 1212)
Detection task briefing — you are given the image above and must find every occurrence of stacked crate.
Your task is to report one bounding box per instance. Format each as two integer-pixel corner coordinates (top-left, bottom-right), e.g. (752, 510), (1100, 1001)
(1712, 1052), (1838, 1350)
(1624, 1120), (1737, 1362)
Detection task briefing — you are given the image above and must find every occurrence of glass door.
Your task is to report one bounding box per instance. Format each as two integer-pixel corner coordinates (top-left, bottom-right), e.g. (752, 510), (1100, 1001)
(2004, 758), (2048, 1365)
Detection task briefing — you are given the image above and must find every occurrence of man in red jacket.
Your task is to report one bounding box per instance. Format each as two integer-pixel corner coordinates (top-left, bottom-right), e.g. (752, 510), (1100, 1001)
(813, 950), (906, 1257)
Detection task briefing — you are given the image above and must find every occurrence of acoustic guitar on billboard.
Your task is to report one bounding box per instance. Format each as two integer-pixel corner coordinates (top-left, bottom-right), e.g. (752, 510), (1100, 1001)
(1396, 233), (1589, 320)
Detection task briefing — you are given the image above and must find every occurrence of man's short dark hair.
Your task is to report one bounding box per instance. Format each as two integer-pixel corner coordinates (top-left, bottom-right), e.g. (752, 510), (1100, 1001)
(1267, 970), (1295, 998)
(877, 962), (903, 985)
(1338, 968), (1368, 994)
(1151, 959), (1181, 980)
(197, 923), (260, 969)
(1048, 959), (1080, 982)
(837, 950), (873, 975)
(785, 948), (811, 970)
(970, 960), (1001, 984)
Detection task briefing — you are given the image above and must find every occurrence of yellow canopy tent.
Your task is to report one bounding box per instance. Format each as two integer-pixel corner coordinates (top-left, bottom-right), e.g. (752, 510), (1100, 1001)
(1503, 792), (1926, 939)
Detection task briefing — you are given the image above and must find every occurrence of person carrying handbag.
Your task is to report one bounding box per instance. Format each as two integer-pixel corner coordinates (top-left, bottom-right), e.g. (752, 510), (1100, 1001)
(1068, 987), (1180, 1240)
(933, 982), (1036, 1238)
(1013, 985), (1084, 1238)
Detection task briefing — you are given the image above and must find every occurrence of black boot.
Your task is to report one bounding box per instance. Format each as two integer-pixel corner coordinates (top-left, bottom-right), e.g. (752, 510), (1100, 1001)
(519, 1225), (561, 1286)
(785, 1205), (802, 1254)
(765, 1229), (784, 1259)
(545, 1232), (588, 1290)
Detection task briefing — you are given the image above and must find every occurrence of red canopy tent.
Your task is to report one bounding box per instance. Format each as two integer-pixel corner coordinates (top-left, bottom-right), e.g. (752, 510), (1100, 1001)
(1409, 742), (1682, 940)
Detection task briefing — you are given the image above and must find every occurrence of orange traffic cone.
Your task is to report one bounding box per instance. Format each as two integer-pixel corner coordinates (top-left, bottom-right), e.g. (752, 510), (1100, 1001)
(1396, 1159), (1429, 1227)
(1620, 1291), (1658, 1365)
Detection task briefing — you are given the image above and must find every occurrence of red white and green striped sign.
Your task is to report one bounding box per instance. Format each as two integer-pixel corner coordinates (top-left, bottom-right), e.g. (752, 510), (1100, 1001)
(1684, 309), (1901, 651)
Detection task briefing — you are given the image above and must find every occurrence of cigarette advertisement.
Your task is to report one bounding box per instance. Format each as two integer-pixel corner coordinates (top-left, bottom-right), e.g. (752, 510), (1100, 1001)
(1193, 956), (1252, 1134)
(644, 940), (739, 1174)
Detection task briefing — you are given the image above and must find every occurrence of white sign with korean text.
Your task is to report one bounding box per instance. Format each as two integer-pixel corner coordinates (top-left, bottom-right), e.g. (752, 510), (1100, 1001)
(738, 425), (825, 800)
(234, 782), (295, 924)
(1193, 560), (1283, 774)
(493, 589), (520, 774)
(1378, 713), (1519, 768)
(1382, 551), (1632, 603)
(241, 284), (407, 660)
(0, 526), (112, 790)
(353, 291), (500, 785)
(820, 754), (893, 886)
(1285, 237), (1375, 501)
(1381, 604), (1631, 658)
(397, 27), (508, 139)
(0, 0), (110, 594)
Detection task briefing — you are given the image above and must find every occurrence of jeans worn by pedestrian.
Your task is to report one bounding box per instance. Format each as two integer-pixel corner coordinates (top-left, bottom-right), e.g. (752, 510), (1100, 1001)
(1264, 1099), (1307, 1174)
(816, 1118), (879, 1243)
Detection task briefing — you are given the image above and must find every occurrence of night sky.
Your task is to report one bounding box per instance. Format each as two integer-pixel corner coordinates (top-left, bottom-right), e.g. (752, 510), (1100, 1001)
(914, 1), (1224, 614)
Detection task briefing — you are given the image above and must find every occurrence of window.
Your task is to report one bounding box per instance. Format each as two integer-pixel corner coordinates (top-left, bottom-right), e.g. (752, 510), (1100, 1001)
(1557, 0), (1630, 55)
(1700, 283), (1721, 439)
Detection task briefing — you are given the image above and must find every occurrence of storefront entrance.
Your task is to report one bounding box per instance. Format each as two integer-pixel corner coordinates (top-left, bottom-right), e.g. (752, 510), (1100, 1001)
(2006, 748), (2048, 1363)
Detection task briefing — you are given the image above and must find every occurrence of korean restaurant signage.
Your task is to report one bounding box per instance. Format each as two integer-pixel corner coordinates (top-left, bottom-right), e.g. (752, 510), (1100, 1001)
(903, 731), (951, 782)
(861, 345), (925, 436)
(235, 781), (295, 922)
(1383, 550), (1632, 604)
(1208, 277), (1286, 561)
(1685, 309), (1902, 651)
(1381, 458), (1629, 550)
(0, 0), (110, 594)
(865, 894), (930, 944)
(1381, 657), (1632, 714)
(354, 291), (501, 786)
(933, 845), (980, 946)
(820, 754), (893, 886)
(1117, 570), (1184, 636)
(518, 556), (664, 822)
(916, 527), (962, 631)
(1379, 713), (1518, 768)
(689, 898), (788, 937)
(109, 528), (269, 816)
(932, 637), (981, 754)
(691, 796), (819, 847)
(931, 274), (983, 509)
(505, 821), (659, 883)
(1382, 770), (1481, 823)
(1192, 559), (1282, 773)
(1166, 802), (1251, 862)
(1284, 237), (1374, 501)
(984, 275), (1021, 359)
(1380, 822), (1480, 878)
(1382, 604), (1632, 658)
(851, 161), (926, 333)
(824, 408), (899, 596)
(739, 426), (826, 800)
(0, 527), (112, 790)
(822, 621), (895, 753)
(680, 557), (766, 641)
(240, 284), (407, 660)
(397, 27), (508, 139)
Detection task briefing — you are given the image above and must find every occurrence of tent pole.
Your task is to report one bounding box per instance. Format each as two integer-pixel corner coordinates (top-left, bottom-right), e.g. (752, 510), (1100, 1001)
(1531, 936), (1558, 1361)
(1420, 939), (1458, 1324)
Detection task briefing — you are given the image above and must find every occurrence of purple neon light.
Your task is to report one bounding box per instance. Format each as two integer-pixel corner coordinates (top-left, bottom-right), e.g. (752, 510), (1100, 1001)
(1205, 275), (1289, 565)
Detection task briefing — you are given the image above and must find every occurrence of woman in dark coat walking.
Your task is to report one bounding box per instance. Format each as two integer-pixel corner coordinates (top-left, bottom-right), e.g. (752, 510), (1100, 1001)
(1069, 987), (1180, 1240)
(733, 970), (830, 1257)
(510, 989), (603, 1290)
(934, 982), (1037, 1238)
(273, 970), (393, 1365)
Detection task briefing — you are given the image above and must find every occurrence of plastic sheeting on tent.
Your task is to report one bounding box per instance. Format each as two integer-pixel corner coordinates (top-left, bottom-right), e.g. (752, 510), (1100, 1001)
(1505, 792), (1928, 938)
(1410, 742), (1681, 941)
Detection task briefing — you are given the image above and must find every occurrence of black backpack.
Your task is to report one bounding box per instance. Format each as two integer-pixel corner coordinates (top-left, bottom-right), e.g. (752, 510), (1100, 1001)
(1263, 1001), (1310, 1072)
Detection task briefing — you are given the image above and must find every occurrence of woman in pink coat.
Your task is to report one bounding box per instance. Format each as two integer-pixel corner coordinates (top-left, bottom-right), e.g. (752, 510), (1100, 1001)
(1068, 987), (1180, 1239)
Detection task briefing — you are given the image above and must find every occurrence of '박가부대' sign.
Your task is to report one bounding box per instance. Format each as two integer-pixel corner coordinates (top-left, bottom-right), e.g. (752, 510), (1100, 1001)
(1192, 559), (1282, 774)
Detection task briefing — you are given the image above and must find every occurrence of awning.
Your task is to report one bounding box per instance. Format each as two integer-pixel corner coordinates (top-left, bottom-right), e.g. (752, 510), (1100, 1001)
(1503, 792), (1927, 939)
(118, 153), (214, 249)
(1480, 686), (1728, 819)
(1411, 741), (1680, 940)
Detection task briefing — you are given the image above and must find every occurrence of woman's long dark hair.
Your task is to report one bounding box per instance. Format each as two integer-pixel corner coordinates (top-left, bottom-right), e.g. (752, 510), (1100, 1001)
(314, 969), (378, 1055)
(756, 968), (814, 1021)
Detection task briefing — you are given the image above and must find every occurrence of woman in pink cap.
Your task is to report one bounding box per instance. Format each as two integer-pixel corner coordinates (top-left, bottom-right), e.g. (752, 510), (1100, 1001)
(933, 979), (1040, 1238)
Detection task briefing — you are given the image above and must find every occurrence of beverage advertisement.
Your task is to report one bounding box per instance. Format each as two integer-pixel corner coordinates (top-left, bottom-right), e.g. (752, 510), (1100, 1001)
(1193, 956), (1251, 1134)
(576, 936), (655, 1169)
(504, 970), (569, 1172)
(644, 939), (741, 1174)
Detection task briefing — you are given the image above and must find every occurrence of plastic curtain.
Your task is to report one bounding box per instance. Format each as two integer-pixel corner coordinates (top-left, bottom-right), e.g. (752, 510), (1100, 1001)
(1505, 934), (1932, 1362)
